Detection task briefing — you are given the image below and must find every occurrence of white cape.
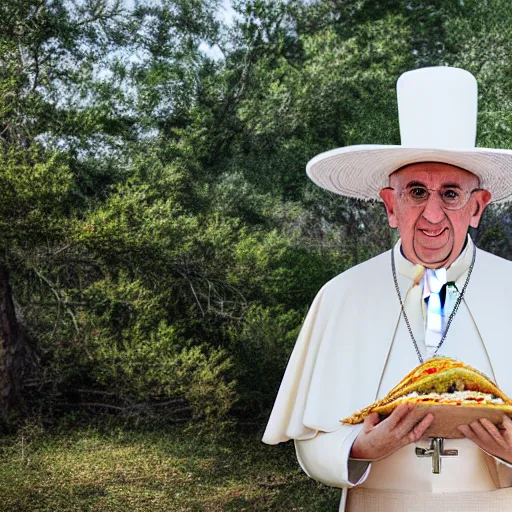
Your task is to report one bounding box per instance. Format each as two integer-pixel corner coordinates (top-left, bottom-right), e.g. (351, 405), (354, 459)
(263, 245), (512, 445)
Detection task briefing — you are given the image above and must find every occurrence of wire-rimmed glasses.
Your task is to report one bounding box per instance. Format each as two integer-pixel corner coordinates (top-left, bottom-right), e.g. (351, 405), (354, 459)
(396, 185), (480, 210)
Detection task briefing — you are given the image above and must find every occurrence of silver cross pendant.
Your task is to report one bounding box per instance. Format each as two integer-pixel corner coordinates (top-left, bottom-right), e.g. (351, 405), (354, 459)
(415, 437), (458, 474)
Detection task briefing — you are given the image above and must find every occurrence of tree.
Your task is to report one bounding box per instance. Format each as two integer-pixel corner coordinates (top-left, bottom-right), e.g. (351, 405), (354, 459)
(3, 0), (512, 431)
(0, 0), (148, 417)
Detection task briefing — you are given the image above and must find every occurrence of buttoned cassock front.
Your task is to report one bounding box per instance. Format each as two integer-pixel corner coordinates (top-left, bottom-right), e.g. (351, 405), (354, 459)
(262, 238), (512, 510)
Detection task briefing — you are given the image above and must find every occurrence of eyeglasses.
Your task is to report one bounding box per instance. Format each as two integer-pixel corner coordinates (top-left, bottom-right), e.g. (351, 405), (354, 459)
(396, 185), (480, 210)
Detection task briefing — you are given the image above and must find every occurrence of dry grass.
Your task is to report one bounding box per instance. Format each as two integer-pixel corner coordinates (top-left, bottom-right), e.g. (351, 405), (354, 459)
(0, 425), (340, 511)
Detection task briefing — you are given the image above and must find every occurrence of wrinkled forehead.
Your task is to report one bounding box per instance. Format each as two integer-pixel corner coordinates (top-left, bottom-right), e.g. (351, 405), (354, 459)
(388, 162), (481, 188)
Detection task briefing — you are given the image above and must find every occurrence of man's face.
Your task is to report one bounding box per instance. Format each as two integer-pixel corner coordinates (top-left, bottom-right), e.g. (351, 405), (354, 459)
(379, 162), (492, 268)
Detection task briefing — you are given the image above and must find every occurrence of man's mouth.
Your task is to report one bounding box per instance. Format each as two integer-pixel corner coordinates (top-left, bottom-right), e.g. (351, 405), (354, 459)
(419, 227), (447, 238)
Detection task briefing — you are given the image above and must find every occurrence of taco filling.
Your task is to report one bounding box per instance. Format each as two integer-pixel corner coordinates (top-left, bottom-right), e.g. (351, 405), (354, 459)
(341, 357), (512, 425)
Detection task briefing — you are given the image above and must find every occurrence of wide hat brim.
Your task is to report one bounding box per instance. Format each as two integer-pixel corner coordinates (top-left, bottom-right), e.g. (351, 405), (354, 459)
(306, 145), (512, 203)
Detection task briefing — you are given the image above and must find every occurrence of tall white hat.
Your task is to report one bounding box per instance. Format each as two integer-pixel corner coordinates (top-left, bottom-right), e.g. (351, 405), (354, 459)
(306, 66), (512, 203)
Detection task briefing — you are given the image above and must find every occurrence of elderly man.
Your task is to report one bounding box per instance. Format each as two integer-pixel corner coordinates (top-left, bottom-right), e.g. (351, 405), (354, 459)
(263, 66), (512, 511)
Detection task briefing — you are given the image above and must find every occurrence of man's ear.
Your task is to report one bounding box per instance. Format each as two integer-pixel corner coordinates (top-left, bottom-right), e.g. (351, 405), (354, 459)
(469, 189), (492, 228)
(379, 188), (398, 228)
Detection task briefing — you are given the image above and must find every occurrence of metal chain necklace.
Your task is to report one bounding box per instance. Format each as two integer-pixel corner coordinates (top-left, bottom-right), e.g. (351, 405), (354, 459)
(391, 243), (476, 364)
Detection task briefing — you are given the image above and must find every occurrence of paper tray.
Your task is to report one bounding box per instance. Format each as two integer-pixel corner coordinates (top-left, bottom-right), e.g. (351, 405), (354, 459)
(394, 403), (511, 439)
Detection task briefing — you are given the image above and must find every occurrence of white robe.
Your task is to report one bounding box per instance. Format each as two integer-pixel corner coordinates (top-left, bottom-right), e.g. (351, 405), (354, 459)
(262, 237), (512, 509)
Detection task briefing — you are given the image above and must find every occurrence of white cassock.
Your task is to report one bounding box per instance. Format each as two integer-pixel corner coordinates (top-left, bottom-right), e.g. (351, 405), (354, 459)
(262, 236), (512, 511)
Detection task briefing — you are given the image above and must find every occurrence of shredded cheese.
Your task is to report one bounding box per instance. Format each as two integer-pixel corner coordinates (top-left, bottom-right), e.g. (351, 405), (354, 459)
(404, 390), (504, 405)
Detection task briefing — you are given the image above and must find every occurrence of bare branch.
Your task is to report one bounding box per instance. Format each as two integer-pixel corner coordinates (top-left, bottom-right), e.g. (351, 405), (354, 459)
(50, 244), (73, 256)
(32, 267), (93, 360)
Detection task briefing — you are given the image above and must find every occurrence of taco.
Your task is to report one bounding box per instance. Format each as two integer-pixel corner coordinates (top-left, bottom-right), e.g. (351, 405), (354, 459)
(341, 357), (512, 431)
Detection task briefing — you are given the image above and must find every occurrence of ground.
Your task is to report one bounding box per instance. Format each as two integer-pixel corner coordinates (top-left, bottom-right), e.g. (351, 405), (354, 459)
(0, 424), (340, 511)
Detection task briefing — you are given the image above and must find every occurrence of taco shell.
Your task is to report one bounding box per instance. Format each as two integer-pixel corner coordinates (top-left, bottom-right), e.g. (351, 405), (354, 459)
(341, 357), (512, 439)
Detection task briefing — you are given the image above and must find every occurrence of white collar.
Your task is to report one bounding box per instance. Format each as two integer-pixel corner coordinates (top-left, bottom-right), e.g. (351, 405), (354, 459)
(393, 234), (474, 284)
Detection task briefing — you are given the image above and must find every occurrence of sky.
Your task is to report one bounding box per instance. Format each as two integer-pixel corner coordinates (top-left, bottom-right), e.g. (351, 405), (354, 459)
(220, 0), (237, 25)
(120, 0), (236, 61)
(199, 0), (237, 60)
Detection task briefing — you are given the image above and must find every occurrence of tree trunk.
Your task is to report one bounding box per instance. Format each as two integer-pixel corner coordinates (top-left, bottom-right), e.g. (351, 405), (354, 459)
(0, 256), (23, 417)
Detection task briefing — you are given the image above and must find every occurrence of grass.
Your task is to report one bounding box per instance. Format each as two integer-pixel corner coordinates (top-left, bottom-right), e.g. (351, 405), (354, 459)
(0, 423), (341, 511)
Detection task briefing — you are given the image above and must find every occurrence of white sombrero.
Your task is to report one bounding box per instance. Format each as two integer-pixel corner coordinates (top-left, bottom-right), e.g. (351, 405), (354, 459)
(306, 66), (512, 203)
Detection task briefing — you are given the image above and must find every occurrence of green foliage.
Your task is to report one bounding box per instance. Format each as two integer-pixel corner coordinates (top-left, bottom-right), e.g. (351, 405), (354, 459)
(0, 146), (72, 246)
(2, 0), (512, 434)
(227, 305), (302, 417)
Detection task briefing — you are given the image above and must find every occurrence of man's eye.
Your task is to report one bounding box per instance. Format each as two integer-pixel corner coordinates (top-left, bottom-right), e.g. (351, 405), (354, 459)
(408, 187), (428, 200)
(442, 189), (460, 202)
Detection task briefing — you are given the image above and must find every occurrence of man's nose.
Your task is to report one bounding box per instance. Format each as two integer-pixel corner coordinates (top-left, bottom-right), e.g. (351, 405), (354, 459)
(421, 195), (446, 224)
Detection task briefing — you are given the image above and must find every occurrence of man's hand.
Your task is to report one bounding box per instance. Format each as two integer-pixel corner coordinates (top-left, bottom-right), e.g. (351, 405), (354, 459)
(458, 415), (512, 464)
(350, 403), (434, 461)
